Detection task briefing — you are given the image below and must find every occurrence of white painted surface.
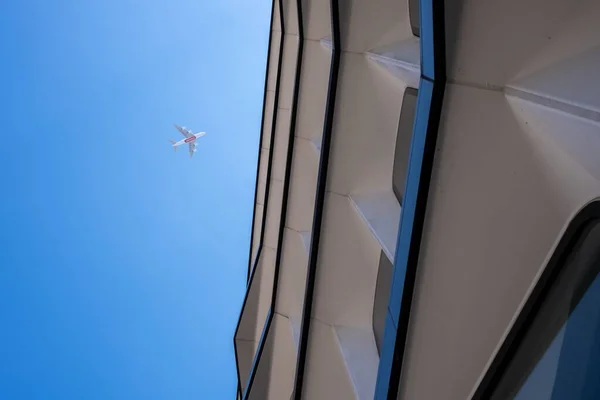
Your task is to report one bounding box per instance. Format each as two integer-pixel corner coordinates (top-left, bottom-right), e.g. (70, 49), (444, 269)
(264, 180), (284, 250)
(240, 1), (600, 399)
(257, 149), (269, 204)
(267, 32), (282, 92)
(279, 35), (301, 111)
(275, 229), (308, 320)
(339, 0), (412, 54)
(286, 138), (319, 233)
(236, 339), (257, 393)
(311, 192), (380, 327)
(350, 190), (400, 263)
(271, 0), (281, 33)
(367, 37), (420, 89)
(250, 203), (263, 266)
(248, 314), (297, 400)
(303, 0), (331, 41)
(295, 40), (331, 141)
(398, 84), (600, 400)
(256, 176), (267, 207)
(509, 0), (600, 82)
(282, 0), (299, 36)
(320, 37), (332, 51)
(236, 246), (277, 392)
(335, 325), (379, 400)
(272, 108), (292, 182)
(301, 319), (357, 399)
(394, 4), (600, 395)
(254, 247), (277, 342)
(300, 230), (311, 254)
(289, 316), (302, 351)
(508, 96), (600, 184)
(236, 2), (327, 397)
(310, 136), (322, 153)
(444, 0), (576, 87)
(328, 52), (404, 196)
(266, 314), (298, 400)
(508, 46), (600, 120)
(262, 90), (275, 149)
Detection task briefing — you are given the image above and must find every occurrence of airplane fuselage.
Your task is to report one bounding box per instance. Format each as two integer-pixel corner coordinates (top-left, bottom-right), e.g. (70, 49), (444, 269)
(171, 125), (206, 158)
(172, 132), (205, 147)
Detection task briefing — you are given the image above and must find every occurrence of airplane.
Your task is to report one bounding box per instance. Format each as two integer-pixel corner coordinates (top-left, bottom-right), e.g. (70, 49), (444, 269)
(169, 124), (207, 158)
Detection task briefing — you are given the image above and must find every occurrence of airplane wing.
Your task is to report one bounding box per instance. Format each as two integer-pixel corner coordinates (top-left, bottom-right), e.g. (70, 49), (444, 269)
(188, 141), (196, 158)
(174, 124), (193, 138)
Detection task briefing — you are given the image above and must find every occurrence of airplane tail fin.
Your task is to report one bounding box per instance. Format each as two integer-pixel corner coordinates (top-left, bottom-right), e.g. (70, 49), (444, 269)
(169, 139), (177, 151)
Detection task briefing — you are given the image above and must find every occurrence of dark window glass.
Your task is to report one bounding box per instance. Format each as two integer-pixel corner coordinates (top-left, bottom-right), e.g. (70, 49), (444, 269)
(373, 251), (394, 354)
(409, 0), (420, 37)
(487, 218), (600, 400)
(393, 88), (418, 205)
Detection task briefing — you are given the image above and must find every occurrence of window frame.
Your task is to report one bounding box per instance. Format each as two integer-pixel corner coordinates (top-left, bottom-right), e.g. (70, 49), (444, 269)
(472, 201), (600, 400)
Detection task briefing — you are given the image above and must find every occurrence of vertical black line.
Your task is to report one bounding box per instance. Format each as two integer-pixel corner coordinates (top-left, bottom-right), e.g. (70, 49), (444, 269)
(374, 0), (447, 398)
(234, 245), (263, 398)
(242, 308), (274, 399)
(471, 203), (600, 399)
(387, 78), (445, 400)
(242, 0), (306, 397)
(238, 0), (285, 396)
(254, 0), (286, 279)
(235, 0), (285, 395)
(292, 0), (341, 398)
(269, 0), (304, 318)
(247, 0), (277, 282)
(248, 0), (287, 285)
(236, 0), (276, 389)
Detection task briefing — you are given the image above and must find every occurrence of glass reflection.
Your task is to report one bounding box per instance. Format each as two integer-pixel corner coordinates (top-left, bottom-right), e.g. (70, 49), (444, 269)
(493, 221), (600, 400)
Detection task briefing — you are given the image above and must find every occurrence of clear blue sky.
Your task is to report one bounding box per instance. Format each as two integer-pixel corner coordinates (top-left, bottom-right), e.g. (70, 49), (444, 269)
(0, 1), (270, 398)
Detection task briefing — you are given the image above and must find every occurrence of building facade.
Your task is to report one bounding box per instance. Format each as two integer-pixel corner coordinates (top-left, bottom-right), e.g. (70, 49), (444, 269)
(235, 0), (600, 398)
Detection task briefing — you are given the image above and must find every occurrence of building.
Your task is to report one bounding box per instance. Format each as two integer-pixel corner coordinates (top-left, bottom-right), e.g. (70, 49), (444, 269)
(234, 0), (600, 398)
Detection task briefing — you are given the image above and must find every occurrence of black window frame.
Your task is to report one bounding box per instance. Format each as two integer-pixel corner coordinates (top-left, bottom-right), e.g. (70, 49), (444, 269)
(374, 0), (446, 397)
(472, 201), (600, 400)
(392, 87), (419, 205)
(373, 250), (394, 355)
